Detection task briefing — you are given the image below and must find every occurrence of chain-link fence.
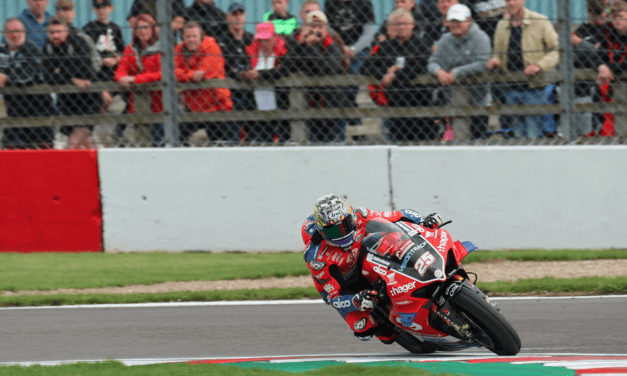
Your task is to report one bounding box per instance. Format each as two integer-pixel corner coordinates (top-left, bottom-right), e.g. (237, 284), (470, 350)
(1, 0), (625, 149)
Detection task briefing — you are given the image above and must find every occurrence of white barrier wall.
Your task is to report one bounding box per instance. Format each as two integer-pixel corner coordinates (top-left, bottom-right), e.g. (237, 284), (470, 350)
(99, 146), (627, 252)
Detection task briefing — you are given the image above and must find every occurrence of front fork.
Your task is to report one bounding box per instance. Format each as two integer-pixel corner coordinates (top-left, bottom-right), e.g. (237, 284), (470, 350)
(428, 274), (477, 341)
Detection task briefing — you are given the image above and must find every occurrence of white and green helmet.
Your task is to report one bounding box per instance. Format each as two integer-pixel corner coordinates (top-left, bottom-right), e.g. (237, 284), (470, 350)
(312, 194), (357, 248)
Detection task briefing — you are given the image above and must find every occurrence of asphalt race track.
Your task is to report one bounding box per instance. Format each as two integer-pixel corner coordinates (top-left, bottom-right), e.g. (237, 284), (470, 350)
(1, 296), (626, 364)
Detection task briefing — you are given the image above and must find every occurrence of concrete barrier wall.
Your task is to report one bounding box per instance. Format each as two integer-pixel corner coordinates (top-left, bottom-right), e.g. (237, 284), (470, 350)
(99, 146), (627, 252)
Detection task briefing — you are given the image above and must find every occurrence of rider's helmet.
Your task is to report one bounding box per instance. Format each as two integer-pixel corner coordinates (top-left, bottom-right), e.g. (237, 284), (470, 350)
(312, 194), (356, 248)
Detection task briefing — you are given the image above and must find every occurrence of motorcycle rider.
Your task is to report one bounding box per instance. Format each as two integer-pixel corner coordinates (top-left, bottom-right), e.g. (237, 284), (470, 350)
(302, 193), (443, 345)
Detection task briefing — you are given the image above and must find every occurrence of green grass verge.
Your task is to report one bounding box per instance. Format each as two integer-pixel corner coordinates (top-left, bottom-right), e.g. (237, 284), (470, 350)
(0, 252), (309, 291)
(0, 249), (624, 292)
(0, 361), (454, 376)
(1, 277), (625, 307)
(463, 248), (627, 263)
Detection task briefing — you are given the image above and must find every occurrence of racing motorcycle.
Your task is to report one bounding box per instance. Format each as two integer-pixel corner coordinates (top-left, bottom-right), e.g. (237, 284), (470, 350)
(360, 218), (521, 355)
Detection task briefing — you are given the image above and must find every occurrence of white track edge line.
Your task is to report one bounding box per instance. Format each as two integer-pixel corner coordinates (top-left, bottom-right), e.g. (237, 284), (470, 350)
(0, 295), (626, 310)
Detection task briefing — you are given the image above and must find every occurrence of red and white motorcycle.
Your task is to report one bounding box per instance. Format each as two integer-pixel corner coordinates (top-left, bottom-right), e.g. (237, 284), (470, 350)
(361, 218), (521, 355)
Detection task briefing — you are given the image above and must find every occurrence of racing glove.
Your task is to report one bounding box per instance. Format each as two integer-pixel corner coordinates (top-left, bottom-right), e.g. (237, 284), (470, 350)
(352, 290), (378, 311)
(421, 213), (443, 229)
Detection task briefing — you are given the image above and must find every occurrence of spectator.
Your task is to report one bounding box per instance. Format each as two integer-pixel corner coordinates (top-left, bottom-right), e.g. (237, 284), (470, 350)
(572, 0), (610, 136)
(217, 2), (255, 142)
(428, 4), (491, 139)
(17, 0), (52, 49)
(425, 0), (460, 49)
(174, 21), (234, 145)
(83, 0), (128, 140)
(324, 0), (376, 127)
(289, 10), (347, 142)
(241, 22), (290, 142)
(291, 0), (348, 66)
(54, 0), (112, 113)
(595, 0), (627, 137)
(376, 0), (428, 44)
(362, 9), (436, 141)
(185, 0), (228, 39)
(42, 17), (101, 149)
(264, 0), (299, 36)
(83, 0), (125, 84)
(0, 18), (55, 149)
(115, 13), (164, 147)
(128, 0), (186, 35)
(486, 0), (559, 139)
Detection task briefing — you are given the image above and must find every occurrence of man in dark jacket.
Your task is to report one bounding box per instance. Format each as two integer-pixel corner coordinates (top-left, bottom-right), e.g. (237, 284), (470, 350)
(363, 9), (437, 141)
(43, 17), (101, 148)
(216, 2), (255, 142)
(185, 0), (228, 39)
(0, 18), (55, 149)
(286, 10), (347, 143)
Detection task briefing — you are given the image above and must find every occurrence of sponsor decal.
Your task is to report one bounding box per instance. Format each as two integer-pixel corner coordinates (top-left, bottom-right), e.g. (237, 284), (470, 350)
(394, 239), (414, 260)
(314, 271), (325, 279)
(402, 209), (422, 222)
(323, 284), (335, 293)
(434, 269), (443, 278)
(353, 318), (367, 331)
(398, 241), (426, 272)
(331, 252), (341, 262)
(437, 230), (449, 253)
(362, 270), (370, 276)
(354, 232), (364, 243)
(396, 300), (412, 305)
(383, 211), (393, 217)
(415, 251), (436, 276)
(387, 272), (396, 284)
(366, 253), (390, 267)
(390, 281), (416, 296)
(309, 261), (325, 271)
(446, 283), (461, 297)
(332, 300), (351, 309)
(396, 221), (418, 237)
(425, 230), (438, 239)
(373, 265), (388, 276)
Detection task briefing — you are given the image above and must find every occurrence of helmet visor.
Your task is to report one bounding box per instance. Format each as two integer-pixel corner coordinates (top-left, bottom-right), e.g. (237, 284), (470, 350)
(320, 215), (356, 247)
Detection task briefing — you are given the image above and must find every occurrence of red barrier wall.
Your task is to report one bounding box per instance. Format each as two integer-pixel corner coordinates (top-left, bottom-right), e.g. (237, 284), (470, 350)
(0, 150), (102, 252)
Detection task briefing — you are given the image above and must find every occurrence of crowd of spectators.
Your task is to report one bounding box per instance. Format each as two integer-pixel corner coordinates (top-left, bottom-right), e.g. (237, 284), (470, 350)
(0, 0), (623, 148)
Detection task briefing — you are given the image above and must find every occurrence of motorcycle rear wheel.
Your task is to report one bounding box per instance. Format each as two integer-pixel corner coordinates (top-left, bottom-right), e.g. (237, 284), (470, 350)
(448, 281), (521, 355)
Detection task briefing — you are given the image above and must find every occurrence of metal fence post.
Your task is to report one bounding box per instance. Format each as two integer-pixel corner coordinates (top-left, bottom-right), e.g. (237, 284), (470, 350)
(158, 0), (180, 147)
(556, 0), (576, 142)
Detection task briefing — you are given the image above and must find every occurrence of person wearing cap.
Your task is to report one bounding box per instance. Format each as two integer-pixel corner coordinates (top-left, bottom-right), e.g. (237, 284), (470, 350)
(83, 0), (125, 83)
(239, 22), (291, 143)
(0, 17), (55, 149)
(289, 10), (346, 142)
(486, 0), (559, 139)
(175, 21), (234, 145)
(427, 4), (491, 139)
(14, 0), (51, 49)
(362, 8), (437, 141)
(216, 3), (255, 142)
(593, 0), (627, 137)
(128, 0), (186, 36)
(42, 16), (101, 149)
(185, 0), (228, 40)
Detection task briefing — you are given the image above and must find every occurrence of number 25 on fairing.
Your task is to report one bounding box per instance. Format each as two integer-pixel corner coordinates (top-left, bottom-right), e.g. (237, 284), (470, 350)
(415, 252), (435, 276)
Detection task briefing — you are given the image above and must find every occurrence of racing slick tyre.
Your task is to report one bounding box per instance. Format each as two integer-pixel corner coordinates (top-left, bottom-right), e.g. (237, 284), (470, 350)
(449, 281), (521, 355)
(395, 331), (437, 354)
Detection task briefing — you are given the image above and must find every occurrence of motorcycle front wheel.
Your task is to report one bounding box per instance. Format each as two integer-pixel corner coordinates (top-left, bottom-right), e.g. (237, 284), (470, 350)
(448, 281), (521, 355)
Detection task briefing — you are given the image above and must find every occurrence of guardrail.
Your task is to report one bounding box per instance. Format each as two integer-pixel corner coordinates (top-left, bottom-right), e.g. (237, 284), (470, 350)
(2, 69), (624, 143)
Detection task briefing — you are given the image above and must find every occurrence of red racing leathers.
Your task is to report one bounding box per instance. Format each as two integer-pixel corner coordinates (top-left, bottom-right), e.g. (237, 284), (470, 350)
(302, 208), (425, 338)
